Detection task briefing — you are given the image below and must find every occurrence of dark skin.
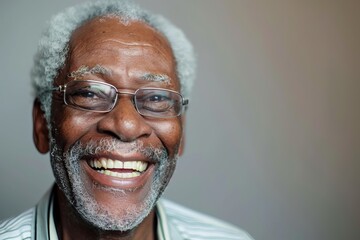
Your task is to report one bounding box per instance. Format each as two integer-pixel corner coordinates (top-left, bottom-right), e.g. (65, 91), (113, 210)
(33, 17), (185, 240)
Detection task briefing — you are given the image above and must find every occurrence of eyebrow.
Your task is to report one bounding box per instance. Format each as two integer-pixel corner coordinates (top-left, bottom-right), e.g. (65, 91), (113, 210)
(68, 65), (112, 79)
(140, 73), (171, 84)
(68, 66), (170, 85)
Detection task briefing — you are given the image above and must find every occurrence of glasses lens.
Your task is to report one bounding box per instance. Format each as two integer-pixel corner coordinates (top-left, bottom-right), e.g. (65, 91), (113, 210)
(135, 89), (182, 117)
(65, 81), (117, 111)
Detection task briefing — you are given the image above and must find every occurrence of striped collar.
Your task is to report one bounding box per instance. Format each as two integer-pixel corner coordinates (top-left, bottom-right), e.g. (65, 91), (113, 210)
(156, 200), (172, 240)
(35, 187), (171, 240)
(34, 188), (54, 240)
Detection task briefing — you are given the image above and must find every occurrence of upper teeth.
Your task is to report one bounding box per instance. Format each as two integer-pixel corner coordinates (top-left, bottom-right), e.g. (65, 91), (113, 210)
(89, 158), (148, 172)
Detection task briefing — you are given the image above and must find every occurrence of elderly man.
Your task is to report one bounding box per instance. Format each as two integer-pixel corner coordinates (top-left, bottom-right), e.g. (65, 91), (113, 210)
(0, 1), (253, 239)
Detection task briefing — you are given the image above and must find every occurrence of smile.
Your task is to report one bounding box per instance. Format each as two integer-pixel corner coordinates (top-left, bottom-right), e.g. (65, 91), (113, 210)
(89, 158), (149, 179)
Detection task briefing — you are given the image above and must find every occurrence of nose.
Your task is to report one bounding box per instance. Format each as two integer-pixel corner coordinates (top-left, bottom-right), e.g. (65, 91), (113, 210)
(96, 97), (152, 142)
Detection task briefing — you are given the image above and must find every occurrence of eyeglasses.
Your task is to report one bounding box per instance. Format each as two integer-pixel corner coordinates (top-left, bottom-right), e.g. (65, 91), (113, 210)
(50, 80), (188, 118)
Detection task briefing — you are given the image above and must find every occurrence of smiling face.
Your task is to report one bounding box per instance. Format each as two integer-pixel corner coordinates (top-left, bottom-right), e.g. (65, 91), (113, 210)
(35, 17), (184, 231)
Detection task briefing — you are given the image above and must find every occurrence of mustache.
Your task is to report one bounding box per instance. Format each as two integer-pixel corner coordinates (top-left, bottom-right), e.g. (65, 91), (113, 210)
(62, 138), (168, 163)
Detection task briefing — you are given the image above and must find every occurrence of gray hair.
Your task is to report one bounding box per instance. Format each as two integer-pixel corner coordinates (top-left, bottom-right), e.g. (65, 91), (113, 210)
(31, 0), (196, 122)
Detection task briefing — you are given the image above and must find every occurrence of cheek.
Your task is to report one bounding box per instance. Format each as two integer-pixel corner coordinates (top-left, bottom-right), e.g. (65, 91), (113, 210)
(52, 110), (96, 150)
(149, 118), (183, 156)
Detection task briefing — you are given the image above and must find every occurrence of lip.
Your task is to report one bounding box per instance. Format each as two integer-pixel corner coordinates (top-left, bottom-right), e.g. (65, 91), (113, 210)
(82, 155), (155, 190)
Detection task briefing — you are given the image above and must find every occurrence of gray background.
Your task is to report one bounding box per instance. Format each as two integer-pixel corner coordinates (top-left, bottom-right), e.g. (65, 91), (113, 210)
(1, 1), (359, 240)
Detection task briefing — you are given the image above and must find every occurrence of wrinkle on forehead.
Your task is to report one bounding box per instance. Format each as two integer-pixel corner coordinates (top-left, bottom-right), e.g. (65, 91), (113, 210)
(101, 38), (171, 61)
(103, 39), (153, 47)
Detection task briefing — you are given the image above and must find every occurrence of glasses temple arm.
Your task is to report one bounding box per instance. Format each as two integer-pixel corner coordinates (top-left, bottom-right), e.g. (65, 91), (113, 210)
(182, 99), (189, 106)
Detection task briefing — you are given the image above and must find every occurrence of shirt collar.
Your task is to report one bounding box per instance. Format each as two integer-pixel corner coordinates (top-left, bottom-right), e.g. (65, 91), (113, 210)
(35, 187), (54, 240)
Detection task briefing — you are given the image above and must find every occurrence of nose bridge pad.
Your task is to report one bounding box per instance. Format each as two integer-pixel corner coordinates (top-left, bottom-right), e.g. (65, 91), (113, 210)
(130, 95), (136, 108)
(112, 93), (140, 117)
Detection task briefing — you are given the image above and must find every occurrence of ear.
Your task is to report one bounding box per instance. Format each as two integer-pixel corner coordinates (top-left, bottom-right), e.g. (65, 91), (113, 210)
(178, 115), (186, 156)
(33, 99), (50, 154)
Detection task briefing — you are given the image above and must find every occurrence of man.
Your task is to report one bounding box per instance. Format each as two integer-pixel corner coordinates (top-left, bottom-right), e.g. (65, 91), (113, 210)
(0, 1), (253, 239)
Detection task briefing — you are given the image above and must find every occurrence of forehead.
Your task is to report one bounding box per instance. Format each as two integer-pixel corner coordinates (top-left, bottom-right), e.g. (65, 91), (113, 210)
(71, 17), (171, 49)
(65, 17), (178, 89)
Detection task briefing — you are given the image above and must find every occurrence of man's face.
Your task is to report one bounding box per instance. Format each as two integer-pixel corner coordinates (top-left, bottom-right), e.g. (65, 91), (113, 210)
(47, 18), (184, 231)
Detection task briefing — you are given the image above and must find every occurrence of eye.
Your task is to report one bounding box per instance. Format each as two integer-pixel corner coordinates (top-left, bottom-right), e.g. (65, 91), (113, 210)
(136, 90), (175, 113)
(147, 94), (169, 102)
(66, 86), (112, 110)
(73, 89), (98, 98)
(70, 86), (110, 100)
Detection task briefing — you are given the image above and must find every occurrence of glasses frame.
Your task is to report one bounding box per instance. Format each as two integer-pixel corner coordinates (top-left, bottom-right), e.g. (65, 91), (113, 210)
(50, 80), (189, 118)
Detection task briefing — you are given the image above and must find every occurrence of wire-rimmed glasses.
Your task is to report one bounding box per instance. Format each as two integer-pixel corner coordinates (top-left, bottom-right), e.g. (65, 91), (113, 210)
(50, 80), (188, 118)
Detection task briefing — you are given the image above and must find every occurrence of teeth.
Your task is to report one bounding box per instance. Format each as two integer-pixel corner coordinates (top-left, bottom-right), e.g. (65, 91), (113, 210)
(100, 170), (141, 178)
(96, 161), (101, 168)
(90, 159), (148, 172)
(107, 159), (114, 168)
(101, 159), (107, 169)
(114, 160), (123, 168)
(124, 161), (139, 170)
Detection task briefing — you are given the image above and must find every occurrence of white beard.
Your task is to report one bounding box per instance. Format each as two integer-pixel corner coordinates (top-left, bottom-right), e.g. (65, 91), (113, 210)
(50, 138), (177, 231)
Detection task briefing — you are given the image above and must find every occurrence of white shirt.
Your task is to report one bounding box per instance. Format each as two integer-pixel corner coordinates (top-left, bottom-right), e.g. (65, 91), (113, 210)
(0, 188), (253, 240)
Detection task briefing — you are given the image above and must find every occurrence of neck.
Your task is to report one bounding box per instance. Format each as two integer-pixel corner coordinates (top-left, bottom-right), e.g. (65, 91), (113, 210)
(53, 187), (157, 240)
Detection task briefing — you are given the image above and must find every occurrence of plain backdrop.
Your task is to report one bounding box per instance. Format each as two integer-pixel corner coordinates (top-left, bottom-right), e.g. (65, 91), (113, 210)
(1, 1), (360, 240)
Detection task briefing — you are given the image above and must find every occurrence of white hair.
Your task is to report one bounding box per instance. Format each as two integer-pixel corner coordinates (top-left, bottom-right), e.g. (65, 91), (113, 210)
(32, 0), (196, 122)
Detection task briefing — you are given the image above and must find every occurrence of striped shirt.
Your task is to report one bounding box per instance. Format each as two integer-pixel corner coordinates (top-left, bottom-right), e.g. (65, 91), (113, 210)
(0, 188), (253, 240)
